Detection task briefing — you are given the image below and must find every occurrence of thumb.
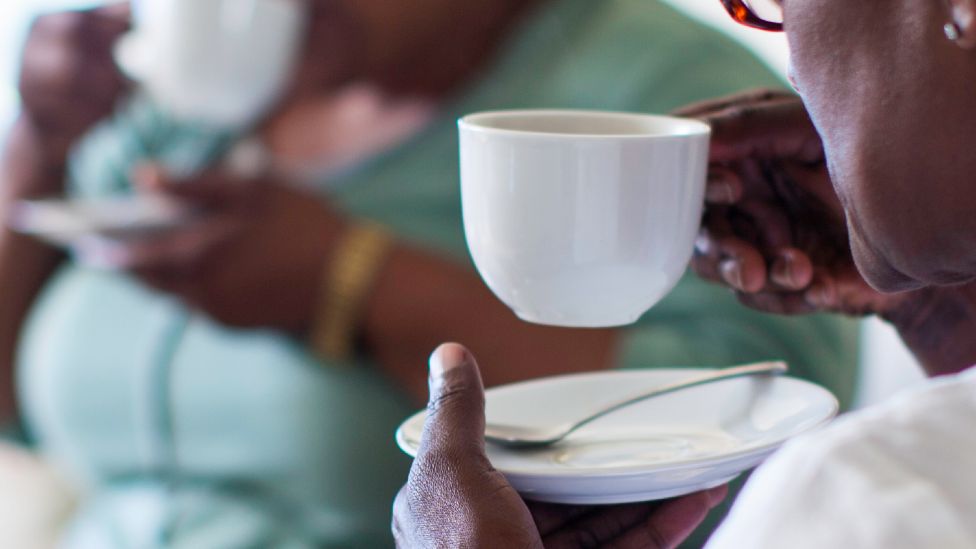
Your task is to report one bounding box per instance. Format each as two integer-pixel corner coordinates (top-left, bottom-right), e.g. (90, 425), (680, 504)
(417, 343), (488, 461)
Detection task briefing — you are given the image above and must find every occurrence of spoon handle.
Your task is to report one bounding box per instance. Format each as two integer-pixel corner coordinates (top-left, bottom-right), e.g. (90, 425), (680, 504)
(562, 361), (789, 439)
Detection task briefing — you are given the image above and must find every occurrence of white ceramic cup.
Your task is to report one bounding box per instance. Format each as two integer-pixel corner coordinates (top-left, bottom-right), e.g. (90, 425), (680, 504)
(115, 0), (306, 128)
(460, 110), (710, 327)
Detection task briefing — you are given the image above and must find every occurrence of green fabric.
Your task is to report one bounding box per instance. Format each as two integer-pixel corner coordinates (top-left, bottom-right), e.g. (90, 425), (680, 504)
(0, 422), (25, 444)
(18, 1), (859, 548)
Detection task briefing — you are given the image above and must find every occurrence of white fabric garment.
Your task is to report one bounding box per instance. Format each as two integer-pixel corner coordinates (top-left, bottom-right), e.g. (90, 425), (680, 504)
(706, 365), (976, 549)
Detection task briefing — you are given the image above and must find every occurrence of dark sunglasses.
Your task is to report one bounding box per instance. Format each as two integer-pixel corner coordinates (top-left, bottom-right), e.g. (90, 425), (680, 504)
(719, 0), (784, 32)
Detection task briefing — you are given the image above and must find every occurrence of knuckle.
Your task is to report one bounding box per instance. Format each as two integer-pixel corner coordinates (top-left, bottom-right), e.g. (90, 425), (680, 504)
(425, 384), (469, 417)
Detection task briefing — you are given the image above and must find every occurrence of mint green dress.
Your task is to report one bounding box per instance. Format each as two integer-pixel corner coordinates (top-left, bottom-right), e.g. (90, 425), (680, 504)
(18, 0), (859, 547)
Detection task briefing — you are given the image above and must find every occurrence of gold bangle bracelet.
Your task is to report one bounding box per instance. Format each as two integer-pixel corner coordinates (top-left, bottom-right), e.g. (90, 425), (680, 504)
(311, 221), (394, 362)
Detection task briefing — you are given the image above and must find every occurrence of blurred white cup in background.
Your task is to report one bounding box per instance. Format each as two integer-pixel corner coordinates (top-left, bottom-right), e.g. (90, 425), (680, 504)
(115, 0), (306, 129)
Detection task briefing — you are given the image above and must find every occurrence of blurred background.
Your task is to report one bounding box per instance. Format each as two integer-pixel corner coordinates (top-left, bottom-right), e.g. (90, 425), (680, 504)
(0, 0), (916, 409)
(0, 0), (98, 131)
(0, 1), (925, 547)
(2, 0), (791, 144)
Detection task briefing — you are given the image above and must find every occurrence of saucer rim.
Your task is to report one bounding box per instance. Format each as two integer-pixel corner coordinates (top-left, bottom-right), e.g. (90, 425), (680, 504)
(395, 369), (839, 478)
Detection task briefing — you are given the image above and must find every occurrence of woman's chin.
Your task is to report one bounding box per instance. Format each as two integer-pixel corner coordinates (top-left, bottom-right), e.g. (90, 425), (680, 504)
(860, 266), (925, 294)
(857, 252), (976, 294)
(851, 238), (923, 294)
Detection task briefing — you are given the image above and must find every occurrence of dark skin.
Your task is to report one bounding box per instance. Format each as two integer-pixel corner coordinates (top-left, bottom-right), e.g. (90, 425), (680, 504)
(122, 164), (616, 401)
(392, 343), (728, 549)
(682, 0), (976, 377)
(0, 0), (615, 418)
(0, 2), (660, 543)
(678, 90), (976, 377)
(0, 6), (131, 420)
(114, 0), (614, 403)
(5, 9), (723, 537)
(403, 0), (976, 544)
(335, 0), (543, 97)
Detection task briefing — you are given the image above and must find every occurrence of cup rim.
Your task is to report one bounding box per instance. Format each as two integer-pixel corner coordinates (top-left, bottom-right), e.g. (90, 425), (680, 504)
(458, 109), (711, 140)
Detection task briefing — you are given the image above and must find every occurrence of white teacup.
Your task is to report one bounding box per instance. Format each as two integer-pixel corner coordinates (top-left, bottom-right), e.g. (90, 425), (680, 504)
(115, 0), (306, 128)
(459, 110), (710, 327)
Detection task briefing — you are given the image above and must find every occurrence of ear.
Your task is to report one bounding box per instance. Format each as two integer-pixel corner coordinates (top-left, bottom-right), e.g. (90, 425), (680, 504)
(946, 0), (976, 49)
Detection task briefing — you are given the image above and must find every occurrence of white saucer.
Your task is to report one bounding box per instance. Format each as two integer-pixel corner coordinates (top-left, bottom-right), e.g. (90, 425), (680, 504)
(396, 369), (838, 504)
(11, 195), (196, 247)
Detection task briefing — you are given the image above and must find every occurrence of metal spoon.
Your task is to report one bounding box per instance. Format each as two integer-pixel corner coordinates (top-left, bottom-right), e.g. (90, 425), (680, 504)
(484, 361), (789, 449)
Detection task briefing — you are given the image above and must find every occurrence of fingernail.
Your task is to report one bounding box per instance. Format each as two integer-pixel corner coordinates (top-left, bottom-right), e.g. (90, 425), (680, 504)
(771, 254), (795, 288)
(805, 284), (830, 308)
(720, 259), (745, 291)
(429, 343), (468, 379)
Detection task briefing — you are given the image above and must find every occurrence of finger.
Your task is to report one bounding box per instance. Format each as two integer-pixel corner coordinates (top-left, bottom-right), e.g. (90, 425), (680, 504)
(716, 237), (768, 293)
(401, 344), (535, 548)
(118, 216), (239, 270)
(131, 263), (195, 297)
(528, 502), (592, 537)
(715, 157), (808, 210)
(693, 230), (725, 284)
(542, 502), (655, 547)
(417, 343), (489, 462)
(704, 99), (823, 165)
(769, 247), (815, 291)
(131, 165), (262, 209)
(805, 267), (884, 316)
(672, 88), (794, 118)
(804, 265), (854, 312)
(736, 290), (817, 316)
(697, 208), (780, 293)
(734, 199), (794, 252)
(705, 167), (744, 205)
(804, 274), (835, 310)
(693, 206), (739, 284)
(693, 234), (768, 293)
(527, 502), (596, 537)
(705, 485), (730, 507)
(606, 487), (728, 549)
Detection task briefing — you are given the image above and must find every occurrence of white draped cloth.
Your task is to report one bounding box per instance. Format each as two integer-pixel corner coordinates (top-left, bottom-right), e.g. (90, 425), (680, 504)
(707, 366), (976, 549)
